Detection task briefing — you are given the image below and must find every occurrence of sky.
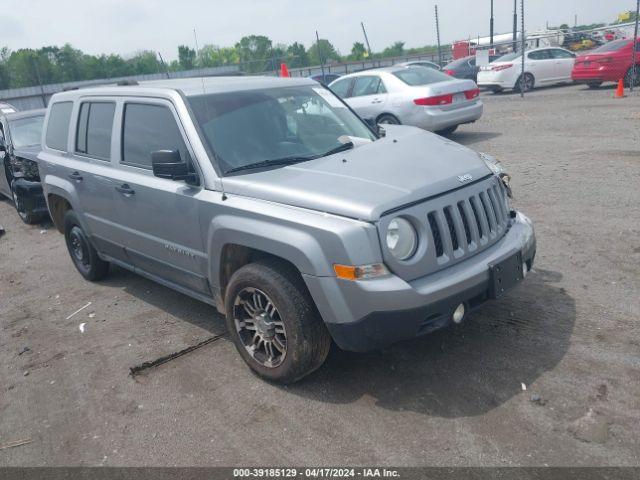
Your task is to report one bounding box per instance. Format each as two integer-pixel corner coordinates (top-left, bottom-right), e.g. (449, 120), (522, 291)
(0, 0), (633, 60)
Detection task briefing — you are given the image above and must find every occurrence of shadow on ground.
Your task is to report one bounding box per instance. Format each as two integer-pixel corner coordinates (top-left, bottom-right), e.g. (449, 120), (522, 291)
(447, 131), (502, 146)
(285, 268), (575, 418)
(98, 262), (574, 420)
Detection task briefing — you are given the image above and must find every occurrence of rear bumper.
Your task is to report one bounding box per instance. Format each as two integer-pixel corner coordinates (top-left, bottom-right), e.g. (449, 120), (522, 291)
(12, 178), (48, 215)
(304, 211), (536, 352)
(406, 100), (484, 132)
(572, 65), (628, 83)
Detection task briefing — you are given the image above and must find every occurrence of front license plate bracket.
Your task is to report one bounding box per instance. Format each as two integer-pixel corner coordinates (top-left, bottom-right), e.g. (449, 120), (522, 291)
(489, 250), (524, 299)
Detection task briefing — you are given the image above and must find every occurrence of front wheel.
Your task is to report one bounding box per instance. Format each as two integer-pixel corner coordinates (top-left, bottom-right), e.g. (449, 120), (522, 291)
(225, 259), (331, 384)
(11, 181), (42, 224)
(63, 210), (109, 281)
(376, 114), (401, 125)
(515, 73), (535, 93)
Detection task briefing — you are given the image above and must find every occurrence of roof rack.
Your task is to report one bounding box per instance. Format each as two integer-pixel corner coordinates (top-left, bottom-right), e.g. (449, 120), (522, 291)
(117, 80), (139, 86)
(62, 86), (79, 91)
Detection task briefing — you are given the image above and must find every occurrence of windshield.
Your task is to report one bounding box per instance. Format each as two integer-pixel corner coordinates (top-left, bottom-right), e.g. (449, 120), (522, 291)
(592, 39), (631, 53)
(393, 67), (452, 86)
(9, 115), (44, 149)
(188, 86), (376, 174)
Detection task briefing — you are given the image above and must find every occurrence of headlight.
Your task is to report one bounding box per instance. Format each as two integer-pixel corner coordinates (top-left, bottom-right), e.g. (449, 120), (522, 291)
(386, 217), (417, 261)
(479, 152), (504, 176)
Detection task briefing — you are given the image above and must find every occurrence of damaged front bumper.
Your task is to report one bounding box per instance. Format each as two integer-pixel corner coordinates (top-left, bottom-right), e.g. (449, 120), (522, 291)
(12, 178), (48, 217)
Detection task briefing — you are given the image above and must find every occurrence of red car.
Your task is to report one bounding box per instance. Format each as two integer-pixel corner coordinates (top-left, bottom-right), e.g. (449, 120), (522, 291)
(572, 38), (640, 88)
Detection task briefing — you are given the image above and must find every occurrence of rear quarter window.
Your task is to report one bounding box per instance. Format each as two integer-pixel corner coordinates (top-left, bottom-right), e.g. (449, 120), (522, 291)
(45, 102), (73, 151)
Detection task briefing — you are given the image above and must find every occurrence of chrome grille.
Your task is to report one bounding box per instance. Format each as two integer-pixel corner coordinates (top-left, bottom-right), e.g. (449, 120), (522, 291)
(380, 176), (512, 281)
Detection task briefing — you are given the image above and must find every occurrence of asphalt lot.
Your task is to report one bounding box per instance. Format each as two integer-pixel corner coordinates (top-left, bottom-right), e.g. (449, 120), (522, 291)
(0, 83), (639, 467)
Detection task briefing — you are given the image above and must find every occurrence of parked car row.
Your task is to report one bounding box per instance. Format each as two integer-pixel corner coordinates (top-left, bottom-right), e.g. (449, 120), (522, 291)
(0, 76), (537, 383)
(329, 65), (483, 135)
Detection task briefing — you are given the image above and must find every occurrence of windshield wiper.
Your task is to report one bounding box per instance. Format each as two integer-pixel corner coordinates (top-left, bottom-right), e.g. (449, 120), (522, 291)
(224, 142), (355, 175)
(225, 156), (312, 175)
(315, 141), (354, 159)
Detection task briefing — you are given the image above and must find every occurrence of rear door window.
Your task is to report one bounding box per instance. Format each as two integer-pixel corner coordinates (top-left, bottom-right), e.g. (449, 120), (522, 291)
(550, 49), (575, 59)
(528, 50), (552, 60)
(75, 102), (115, 160)
(352, 76), (386, 97)
(45, 102), (73, 151)
(121, 103), (190, 169)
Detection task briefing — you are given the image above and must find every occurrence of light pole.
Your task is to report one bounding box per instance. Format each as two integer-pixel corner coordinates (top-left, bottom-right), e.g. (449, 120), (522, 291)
(513, 0), (518, 52)
(490, 0), (494, 49)
(435, 5), (443, 67)
(631, 0), (639, 92)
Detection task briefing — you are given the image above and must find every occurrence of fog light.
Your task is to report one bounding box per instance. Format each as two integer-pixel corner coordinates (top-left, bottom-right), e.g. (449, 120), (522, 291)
(452, 303), (466, 324)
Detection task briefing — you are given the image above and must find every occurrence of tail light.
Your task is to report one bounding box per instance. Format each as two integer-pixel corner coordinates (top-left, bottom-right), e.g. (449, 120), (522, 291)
(445, 69), (456, 76)
(492, 64), (513, 71)
(414, 94), (453, 106)
(464, 88), (480, 100)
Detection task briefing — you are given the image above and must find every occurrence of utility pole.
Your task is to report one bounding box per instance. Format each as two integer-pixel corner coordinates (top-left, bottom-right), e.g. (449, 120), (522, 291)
(631, 0), (639, 92)
(513, 0), (518, 52)
(316, 30), (326, 85)
(193, 28), (200, 68)
(520, 0), (526, 98)
(490, 0), (494, 49)
(435, 5), (443, 67)
(361, 22), (373, 58)
(31, 59), (47, 107)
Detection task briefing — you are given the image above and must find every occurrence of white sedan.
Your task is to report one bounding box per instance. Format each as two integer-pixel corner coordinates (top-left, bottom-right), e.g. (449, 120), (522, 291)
(328, 66), (483, 135)
(477, 47), (576, 93)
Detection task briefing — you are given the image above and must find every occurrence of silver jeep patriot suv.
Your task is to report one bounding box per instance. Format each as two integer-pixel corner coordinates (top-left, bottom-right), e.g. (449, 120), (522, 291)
(39, 77), (536, 383)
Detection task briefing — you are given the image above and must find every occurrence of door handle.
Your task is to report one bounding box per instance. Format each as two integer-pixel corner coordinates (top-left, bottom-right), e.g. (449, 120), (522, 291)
(115, 184), (135, 196)
(371, 99), (383, 104)
(68, 171), (83, 181)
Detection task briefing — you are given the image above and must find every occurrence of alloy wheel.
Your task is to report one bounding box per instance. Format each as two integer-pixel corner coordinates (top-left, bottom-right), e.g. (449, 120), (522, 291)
(233, 287), (287, 368)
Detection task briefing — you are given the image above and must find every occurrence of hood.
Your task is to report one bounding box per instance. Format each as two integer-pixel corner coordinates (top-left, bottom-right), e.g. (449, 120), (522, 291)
(12, 145), (41, 160)
(221, 126), (492, 221)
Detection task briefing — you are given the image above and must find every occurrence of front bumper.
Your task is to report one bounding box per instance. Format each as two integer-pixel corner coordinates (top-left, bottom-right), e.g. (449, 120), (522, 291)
(12, 178), (48, 215)
(304, 211), (536, 352)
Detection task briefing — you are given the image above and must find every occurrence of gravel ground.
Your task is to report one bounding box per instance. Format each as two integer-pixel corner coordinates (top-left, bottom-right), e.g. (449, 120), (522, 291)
(0, 84), (638, 467)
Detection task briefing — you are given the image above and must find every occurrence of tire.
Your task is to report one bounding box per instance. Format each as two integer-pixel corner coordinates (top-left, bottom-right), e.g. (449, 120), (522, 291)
(515, 73), (535, 93)
(587, 81), (602, 89)
(376, 113), (401, 125)
(224, 259), (331, 384)
(624, 67), (640, 88)
(435, 125), (458, 136)
(11, 181), (42, 224)
(63, 209), (109, 281)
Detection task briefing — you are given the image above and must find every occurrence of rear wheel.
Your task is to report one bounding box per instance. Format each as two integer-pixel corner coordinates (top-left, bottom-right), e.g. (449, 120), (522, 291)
(376, 113), (401, 125)
(11, 181), (42, 224)
(225, 259), (331, 384)
(435, 125), (458, 136)
(63, 210), (109, 281)
(515, 73), (535, 93)
(624, 67), (640, 88)
(587, 81), (602, 89)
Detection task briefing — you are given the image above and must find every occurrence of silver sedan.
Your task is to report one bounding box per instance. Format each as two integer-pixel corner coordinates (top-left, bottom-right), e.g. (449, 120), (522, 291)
(328, 66), (483, 135)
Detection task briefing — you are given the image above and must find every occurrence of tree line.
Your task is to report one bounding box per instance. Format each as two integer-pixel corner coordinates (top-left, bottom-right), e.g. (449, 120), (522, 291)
(0, 35), (441, 90)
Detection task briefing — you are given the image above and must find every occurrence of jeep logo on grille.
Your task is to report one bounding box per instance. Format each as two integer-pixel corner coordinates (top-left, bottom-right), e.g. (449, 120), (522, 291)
(458, 174), (474, 183)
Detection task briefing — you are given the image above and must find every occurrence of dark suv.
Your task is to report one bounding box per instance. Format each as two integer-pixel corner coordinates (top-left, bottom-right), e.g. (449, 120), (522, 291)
(0, 109), (48, 223)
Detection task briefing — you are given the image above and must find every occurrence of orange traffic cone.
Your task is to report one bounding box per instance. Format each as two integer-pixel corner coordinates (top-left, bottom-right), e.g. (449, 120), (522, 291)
(280, 63), (290, 78)
(615, 79), (625, 98)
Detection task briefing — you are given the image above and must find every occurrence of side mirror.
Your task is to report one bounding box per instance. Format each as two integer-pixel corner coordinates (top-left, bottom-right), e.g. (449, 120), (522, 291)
(151, 150), (198, 185)
(364, 118), (386, 138)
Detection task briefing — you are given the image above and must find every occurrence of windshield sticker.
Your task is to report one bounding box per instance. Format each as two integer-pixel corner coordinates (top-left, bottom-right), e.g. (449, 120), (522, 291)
(313, 88), (346, 108)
